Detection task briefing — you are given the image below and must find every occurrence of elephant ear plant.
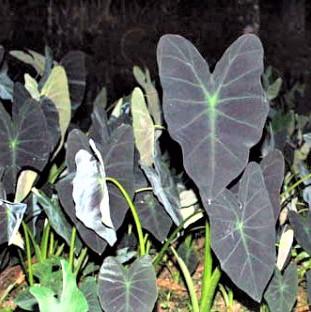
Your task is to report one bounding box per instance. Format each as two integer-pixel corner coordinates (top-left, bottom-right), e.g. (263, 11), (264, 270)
(157, 33), (284, 309)
(0, 34), (289, 312)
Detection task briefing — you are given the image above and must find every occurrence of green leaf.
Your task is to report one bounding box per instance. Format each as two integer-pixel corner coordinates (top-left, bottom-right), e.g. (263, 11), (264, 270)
(157, 34), (267, 201)
(209, 162), (275, 301)
(80, 277), (102, 312)
(24, 74), (40, 100)
(32, 189), (82, 253)
(41, 65), (71, 149)
(14, 289), (37, 311)
(14, 169), (38, 203)
(133, 66), (162, 125)
(264, 263), (298, 312)
(30, 259), (88, 312)
(267, 77), (282, 101)
(98, 256), (157, 312)
(32, 257), (63, 295)
(131, 87), (155, 167)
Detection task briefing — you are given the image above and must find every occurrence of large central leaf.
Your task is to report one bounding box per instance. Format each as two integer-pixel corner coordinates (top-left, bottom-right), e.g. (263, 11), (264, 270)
(98, 256), (157, 312)
(157, 34), (268, 201)
(208, 162), (275, 301)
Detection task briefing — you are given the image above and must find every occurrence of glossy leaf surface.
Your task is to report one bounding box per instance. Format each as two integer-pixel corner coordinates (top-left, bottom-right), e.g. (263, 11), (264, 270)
(208, 162), (275, 301)
(157, 34), (267, 201)
(98, 256), (157, 312)
(264, 263), (298, 312)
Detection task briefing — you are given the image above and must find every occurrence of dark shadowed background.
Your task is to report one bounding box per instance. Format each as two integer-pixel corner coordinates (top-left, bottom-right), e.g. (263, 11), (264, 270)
(1, 0), (310, 111)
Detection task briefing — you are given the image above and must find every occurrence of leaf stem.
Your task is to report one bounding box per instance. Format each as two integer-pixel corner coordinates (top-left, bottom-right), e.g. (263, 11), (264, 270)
(69, 227), (77, 272)
(134, 187), (153, 194)
(106, 177), (146, 256)
(171, 246), (199, 312)
(22, 222), (34, 286)
(74, 247), (88, 275)
(200, 222), (213, 310)
(40, 220), (50, 260)
(201, 267), (221, 312)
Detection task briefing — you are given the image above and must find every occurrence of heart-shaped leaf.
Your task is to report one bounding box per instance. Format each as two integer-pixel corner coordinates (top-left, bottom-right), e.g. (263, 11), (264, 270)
(288, 211), (311, 254)
(135, 191), (172, 242)
(208, 162), (275, 301)
(264, 263), (298, 312)
(157, 34), (268, 201)
(260, 149), (284, 222)
(30, 259), (88, 312)
(0, 99), (51, 192)
(0, 199), (27, 246)
(131, 87), (155, 167)
(98, 255), (157, 312)
(58, 124), (134, 252)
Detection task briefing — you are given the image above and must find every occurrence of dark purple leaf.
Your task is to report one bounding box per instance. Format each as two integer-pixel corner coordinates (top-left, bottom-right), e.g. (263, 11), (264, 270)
(98, 256), (157, 312)
(208, 162), (275, 301)
(157, 34), (267, 201)
(260, 149), (284, 222)
(60, 51), (86, 110)
(0, 99), (51, 193)
(264, 263), (298, 312)
(135, 191), (172, 242)
(288, 211), (311, 254)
